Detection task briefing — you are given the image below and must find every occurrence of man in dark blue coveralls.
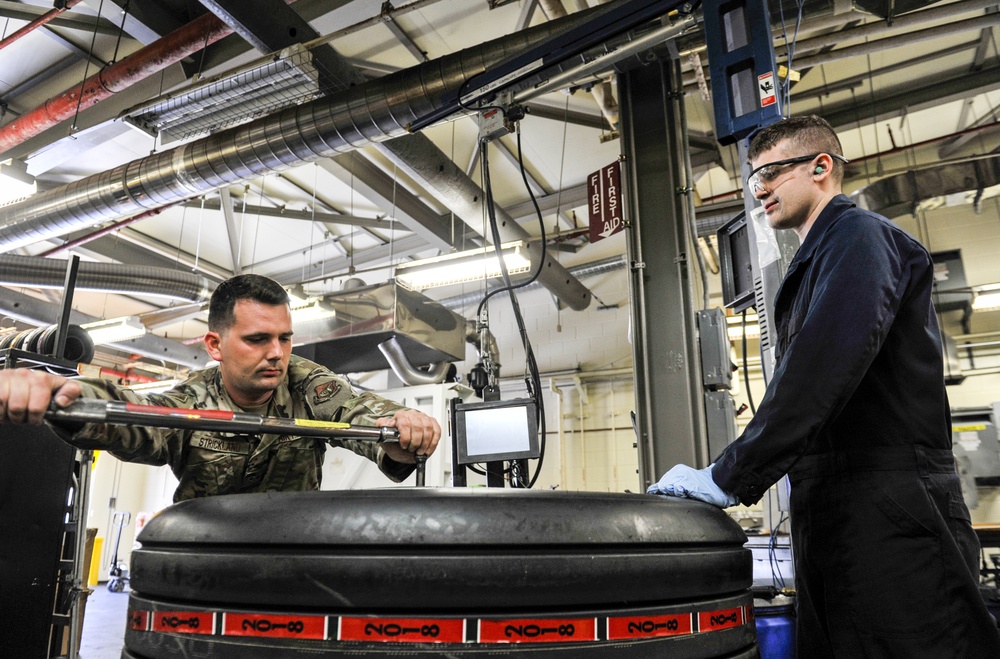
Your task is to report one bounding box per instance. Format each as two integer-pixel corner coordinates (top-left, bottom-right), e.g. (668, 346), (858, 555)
(648, 115), (1000, 657)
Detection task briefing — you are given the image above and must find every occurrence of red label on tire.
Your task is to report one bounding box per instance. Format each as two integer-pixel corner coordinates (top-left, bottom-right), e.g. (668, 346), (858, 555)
(339, 617), (464, 643)
(698, 607), (743, 632)
(152, 611), (214, 635)
(127, 610), (149, 631)
(607, 613), (692, 640)
(222, 613), (326, 639)
(479, 617), (597, 643)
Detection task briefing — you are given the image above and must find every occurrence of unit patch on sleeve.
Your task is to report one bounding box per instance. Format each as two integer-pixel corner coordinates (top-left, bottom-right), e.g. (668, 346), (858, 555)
(312, 381), (341, 405)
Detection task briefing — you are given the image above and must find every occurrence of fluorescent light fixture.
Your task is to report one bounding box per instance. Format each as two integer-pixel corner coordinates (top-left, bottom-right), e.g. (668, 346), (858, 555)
(82, 316), (147, 345)
(973, 291), (1000, 311)
(0, 159), (36, 205)
(394, 242), (531, 290)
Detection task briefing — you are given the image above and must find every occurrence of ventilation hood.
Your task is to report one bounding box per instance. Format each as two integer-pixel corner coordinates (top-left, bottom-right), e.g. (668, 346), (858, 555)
(291, 281), (466, 374)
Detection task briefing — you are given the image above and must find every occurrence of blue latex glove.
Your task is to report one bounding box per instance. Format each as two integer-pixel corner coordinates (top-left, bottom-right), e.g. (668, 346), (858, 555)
(646, 463), (738, 508)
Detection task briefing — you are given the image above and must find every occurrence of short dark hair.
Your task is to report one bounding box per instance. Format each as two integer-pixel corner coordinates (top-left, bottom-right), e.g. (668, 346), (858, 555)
(748, 115), (846, 183)
(208, 274), (290, 333)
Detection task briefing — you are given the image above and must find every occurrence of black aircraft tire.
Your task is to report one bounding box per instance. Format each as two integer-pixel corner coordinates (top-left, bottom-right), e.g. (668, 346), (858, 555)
(125, 490), (757, 659)
(130, 489), (751, 610)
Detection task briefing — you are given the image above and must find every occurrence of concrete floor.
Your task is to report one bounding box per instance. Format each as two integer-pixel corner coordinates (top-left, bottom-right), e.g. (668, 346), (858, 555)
(79, 583), (130, 659)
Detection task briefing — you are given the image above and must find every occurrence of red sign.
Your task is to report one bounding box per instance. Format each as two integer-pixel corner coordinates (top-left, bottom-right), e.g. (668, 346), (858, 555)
(607, 613), (692, 640)
(698, 607), (744, 633)
(479, 617), (597, 643)
(127, 609), (149, 632)
(222, 612), (327, 640)
(339, 616), (465, 643)
(758, 72), (776, 107)
(588, 161), (623, 243)
(151, 611), (215, 635)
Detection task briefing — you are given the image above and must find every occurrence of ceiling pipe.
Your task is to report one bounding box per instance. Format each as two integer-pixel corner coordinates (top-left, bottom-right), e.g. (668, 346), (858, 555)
(0, 12), (234, 156)
(538, 0), (618, 130)
(38, 204), (175, 257)
(0, 253), (216, 302)
(0, 0), (86, 54)
(377, 336), (451, 386)
(0, 7), (607, 303)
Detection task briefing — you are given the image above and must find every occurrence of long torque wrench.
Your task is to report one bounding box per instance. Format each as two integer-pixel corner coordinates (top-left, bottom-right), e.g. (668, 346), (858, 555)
(46, 398), (428, 484)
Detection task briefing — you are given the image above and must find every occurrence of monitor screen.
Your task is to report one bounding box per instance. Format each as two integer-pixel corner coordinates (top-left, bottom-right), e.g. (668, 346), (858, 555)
(454, 398), (539, 464)
(718, 211), (755, 313)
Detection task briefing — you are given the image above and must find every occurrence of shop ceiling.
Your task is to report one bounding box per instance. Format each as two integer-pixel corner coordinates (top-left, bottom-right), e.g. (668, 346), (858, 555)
(0, 0), (998, 366)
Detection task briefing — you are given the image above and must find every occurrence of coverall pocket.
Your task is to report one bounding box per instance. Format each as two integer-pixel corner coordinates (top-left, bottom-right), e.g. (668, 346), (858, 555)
(846, 476), (946, 639)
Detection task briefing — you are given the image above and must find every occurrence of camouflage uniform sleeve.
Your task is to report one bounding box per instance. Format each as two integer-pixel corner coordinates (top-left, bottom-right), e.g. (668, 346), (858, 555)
(50, 377), (193, 471)
(291, 356), (415, 482)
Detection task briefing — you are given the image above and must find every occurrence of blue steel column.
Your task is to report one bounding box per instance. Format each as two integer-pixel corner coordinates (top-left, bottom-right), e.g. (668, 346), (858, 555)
(619, 60), (709, 490)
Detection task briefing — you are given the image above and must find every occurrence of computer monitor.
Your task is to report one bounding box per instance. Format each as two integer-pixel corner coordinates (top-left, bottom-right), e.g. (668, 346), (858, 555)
(717, 211), (755, 313)
(453, 398), (540, 465)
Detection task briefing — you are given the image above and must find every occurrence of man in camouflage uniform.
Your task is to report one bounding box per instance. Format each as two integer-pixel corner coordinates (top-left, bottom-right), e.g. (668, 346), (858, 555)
(0, 274), (440, 501)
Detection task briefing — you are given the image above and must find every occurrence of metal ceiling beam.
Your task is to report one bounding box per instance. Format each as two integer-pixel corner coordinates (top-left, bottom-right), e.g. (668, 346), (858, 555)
(219, 188), (243, 275)
(492, 138), (575, 230)
(0, 285), (209, 369)
(38, 25), (108, 70)
(80, 0), (180, 44)
(114, 227), (233, 281)
(376, 134), (592, 310)
(524, 102), (606, 130)
(820, 65), (1000, 133)
(382, 9), (427, 62)
(269, 234), (429, 285)
(939, 105), (1000, 159)
(972, 6), (998, 71)
(506, 182), (588, 223)
(790, 12), (1000, 71)
(321, 155), (469, 252)
(0, 1), (120, 35)
(182, 199), (397, 230)
(272, 171), (384, 246)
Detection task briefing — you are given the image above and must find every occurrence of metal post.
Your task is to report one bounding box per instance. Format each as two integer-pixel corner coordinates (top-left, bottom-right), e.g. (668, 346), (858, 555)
(66, 449), (94, 659)
(619, 59), (708, 489)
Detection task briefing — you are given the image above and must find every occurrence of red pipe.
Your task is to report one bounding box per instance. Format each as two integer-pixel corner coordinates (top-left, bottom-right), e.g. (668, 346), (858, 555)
(38, 204), (173, 257)
(0, 0), (85, 54)
(0, 12), (233, 155)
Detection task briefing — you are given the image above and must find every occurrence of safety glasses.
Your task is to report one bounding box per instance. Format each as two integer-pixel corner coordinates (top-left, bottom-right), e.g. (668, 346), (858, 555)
(747, 153), (849, 195)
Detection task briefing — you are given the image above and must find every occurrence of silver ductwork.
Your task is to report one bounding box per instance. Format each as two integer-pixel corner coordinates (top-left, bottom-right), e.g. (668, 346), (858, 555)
(378, 336), (451, 386)
(0, 8), (608, 253)
(850, 155), (1000, 220)
(0, 254), (215, 302)
(291, 281), (466, 374)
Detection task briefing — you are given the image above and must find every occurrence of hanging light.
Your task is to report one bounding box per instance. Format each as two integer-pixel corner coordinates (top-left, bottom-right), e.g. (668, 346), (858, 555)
(82, 316), (147, 345)
(394, 242), (531, 291)
(973, 288), (1000, 312)
(0, 159), (36, 205)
